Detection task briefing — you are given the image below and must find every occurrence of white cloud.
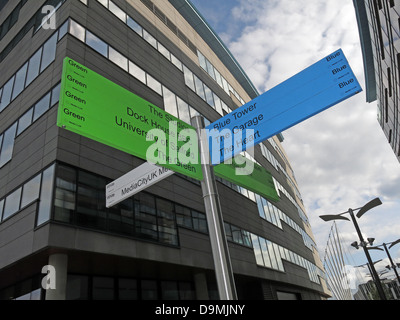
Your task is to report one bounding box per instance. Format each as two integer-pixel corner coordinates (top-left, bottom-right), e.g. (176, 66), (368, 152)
(221, 0), (400, 262)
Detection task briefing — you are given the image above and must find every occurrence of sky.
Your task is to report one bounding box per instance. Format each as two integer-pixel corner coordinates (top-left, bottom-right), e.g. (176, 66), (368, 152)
(190, 0), (400, 286)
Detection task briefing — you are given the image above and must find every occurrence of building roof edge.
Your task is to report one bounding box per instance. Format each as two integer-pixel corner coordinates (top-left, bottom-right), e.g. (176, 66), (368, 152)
(168, 0), (260, 100)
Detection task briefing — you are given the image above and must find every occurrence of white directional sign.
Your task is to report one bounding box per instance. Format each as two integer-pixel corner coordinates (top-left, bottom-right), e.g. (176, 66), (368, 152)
(106, 162), (174, 208)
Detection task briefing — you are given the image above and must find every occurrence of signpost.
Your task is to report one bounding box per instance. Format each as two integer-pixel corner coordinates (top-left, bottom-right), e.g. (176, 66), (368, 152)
(57, 57), (280, 203)
(106, 162), (174, 208)
(57, 48), (362, 300)
(207, 49), (362, 164)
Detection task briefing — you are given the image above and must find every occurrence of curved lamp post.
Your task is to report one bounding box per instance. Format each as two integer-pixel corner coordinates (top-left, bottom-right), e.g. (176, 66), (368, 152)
(368, 239), (400, 285)
(319, 198), (387, 300)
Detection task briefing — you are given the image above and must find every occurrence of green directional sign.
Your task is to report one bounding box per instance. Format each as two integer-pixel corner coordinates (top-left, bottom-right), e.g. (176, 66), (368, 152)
(57, 57), (279, 201)
(214, 155), (279, 202)
(57, 57), (203, 180)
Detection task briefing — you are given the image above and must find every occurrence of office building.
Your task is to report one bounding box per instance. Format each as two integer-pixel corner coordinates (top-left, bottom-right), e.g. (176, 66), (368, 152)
(0, 0), (330, 300)
(353, 0), (400, 162)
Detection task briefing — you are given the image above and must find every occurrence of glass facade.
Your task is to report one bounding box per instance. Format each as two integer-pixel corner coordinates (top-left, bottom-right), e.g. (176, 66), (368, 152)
(356, 0), (400, 161)
(53, 163), (206, 246)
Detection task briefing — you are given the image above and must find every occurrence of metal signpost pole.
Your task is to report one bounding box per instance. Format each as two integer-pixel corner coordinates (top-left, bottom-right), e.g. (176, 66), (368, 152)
(383, 243), (400, 285)
(348, 208), (387, 300)
(191, 116), (238, 300)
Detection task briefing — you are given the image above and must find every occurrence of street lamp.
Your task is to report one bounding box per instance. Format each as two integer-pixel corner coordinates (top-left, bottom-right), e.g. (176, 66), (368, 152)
(319, 198), (387, 300)
(368, 238), (400, 285)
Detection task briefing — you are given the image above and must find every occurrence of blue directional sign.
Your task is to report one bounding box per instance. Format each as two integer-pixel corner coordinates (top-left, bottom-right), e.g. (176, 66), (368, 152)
(207, 49), (362, 165)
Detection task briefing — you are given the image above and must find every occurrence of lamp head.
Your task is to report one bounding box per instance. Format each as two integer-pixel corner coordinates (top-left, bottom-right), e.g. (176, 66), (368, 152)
(356, 198), (382, 218)
(386, 265), (391, 270)
(351, 241), (359, 250)
(319, 214), (350, 222)
(389, 239), (400, 249)
(367, 238), (375, 246)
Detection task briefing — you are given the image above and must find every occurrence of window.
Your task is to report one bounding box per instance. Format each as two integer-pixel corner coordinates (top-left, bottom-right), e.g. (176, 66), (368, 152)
(192, 210), (207, 233)
(25, 48), (43, 87)
(135, 193), (158, 241)
(98, 0), (108, 7)
(213, 93), (223, 115)
(206, 60), (215, 79)
(0, 76), (15, 112)
(175, 205), (192, 228)
(146, 74), (162, 96)
(129, 61), (146, 83)
(178, 282), (195, 300)
(221, 77), (229, 94)
(112, 191), (135, 231)
(3, 187), (22, 221)
(163, 87), (178, 117)
(141, 280), (158, 300)
(242, 230), (252, 247)
(108, 47), (128, 71)
(40, 33), (58, 72)
(157, 43), (171, 60)
(203, 84), (215, 108)
(156, 198), (178, 245)
(231, 225), (243, 245)
(198, 50), (207, 70)
(66, 275), (89, 300)
(51, 83), (61, 106)
(0, 123), (17, 167)
(176, 97), (190, 124)
(214, 69), (223, 88)
(58, 19), (69, 40)
(193, 75), (205, 100)
(70, 20), (86, 42)
(170, 54), (183, 71)
(183, 66), (195, 91)
(251, 234), (264, 266)
(161, 281), (179, 300)
(224, 223), (233, 242)
(12, 63), (28, 100)
(54, 165), (76, 223)
(17, 108), (33, 136)
(127, 16), (142, 36)
(21, 174), (41, 208)
(33, 92), (51, 121)
(118, 279), (138, 300)
(267, 240), (278, 270)
(86, 30), (108, 57)
(0, 199), (4, 221)
(273, 243), (285, 271)
(109, 1), (126, 22)
(37, 165), (55, 226)
(259, 238), (272, 269)
(262, 197), (273, 223)
(93, 277), (114, 300)
(143, 30), (157, 48)
(256, 195), (266, 219)
(76, 171), (107, 231)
